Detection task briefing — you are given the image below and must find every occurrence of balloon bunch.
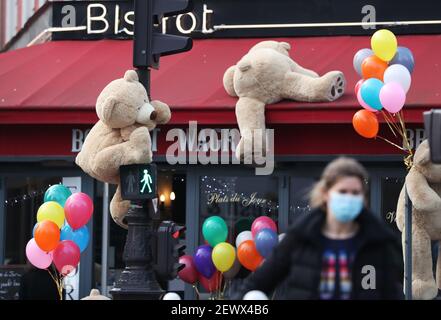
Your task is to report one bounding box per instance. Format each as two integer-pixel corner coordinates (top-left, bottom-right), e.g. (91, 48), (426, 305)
(353, 29), (415, 168)
(25, 184), (94, 299)
(178, 215), (282, 300)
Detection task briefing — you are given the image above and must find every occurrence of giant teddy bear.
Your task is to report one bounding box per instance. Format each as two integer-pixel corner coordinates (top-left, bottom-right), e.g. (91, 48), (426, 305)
(396, 139), (441, 299)
(223, 40), (346, 162)
(76, 70), (171, 228)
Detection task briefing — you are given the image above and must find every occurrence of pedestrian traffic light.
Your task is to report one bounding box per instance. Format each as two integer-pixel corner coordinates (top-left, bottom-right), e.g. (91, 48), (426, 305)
(133, 0), (193, 69)
(120, 164), (157, 200)
(156, 221), (186, 281)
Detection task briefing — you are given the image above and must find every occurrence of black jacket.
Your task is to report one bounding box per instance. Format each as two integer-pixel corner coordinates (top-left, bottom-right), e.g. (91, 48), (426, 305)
(235, 208), (403, 300)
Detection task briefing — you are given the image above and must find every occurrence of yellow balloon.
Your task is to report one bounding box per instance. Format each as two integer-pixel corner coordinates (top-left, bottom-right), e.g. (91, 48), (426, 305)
(37, 201), (65, 228)
(371, 29), (397, 62)
(212, 242), (236, 272)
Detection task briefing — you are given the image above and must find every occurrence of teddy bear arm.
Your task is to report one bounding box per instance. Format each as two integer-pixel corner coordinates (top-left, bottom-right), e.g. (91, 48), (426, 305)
(150, 100), (171, 125)
(406, 168), (441, 213)
(120, 125), (139, 141)
(235, 97), (266, 162)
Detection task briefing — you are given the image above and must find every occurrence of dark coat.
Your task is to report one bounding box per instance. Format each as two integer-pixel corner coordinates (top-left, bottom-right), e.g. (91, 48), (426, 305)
(235, 208), (404, 300)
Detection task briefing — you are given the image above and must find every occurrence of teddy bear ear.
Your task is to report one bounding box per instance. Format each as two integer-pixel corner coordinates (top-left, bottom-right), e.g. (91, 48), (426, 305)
(124, 70), (139, 82)
(99, 96), (117, 124)
(280, 42), (291, 51)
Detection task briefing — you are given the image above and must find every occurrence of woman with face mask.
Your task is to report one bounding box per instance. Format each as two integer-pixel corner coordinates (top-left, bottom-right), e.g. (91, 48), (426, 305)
(234, 157), (403, 300)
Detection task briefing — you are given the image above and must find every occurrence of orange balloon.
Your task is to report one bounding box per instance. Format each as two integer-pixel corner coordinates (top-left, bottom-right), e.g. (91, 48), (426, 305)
(361, 56), (388, 80)
(34, 220), (60, 252)
(353, 109), (379, 139)
(237, 240), (263, 271)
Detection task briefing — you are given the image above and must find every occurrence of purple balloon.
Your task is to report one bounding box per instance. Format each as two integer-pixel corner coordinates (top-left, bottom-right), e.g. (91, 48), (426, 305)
(193, 245), (215, 278)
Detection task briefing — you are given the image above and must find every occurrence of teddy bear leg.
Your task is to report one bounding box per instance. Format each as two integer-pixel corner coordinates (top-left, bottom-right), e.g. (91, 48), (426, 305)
(283, 71), (345, 102)
(110, 184), (131, 229)
(223, 65), (237, 97)
(404, 226), (438, 299)
(235, 97), (266, 163)
(289, 60), (319, 78)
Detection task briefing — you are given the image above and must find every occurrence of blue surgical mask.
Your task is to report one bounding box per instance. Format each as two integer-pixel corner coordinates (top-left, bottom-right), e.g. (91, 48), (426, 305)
(329, 191), (364, 223)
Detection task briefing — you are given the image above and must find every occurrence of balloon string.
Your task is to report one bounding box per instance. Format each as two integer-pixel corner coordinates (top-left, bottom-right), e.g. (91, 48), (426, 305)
(376, 135), (408, 152)
(47, 268), (63, 300)
(381, 110), (400, 138)
(192, 285), (200, 300)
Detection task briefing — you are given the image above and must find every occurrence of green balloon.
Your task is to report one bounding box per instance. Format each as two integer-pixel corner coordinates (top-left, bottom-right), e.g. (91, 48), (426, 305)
(202, 216), (228, 247)
(44, 184), (72, 207)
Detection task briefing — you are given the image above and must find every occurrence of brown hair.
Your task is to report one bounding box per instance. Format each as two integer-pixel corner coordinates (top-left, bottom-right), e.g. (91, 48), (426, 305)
(309, 157), (369, 208)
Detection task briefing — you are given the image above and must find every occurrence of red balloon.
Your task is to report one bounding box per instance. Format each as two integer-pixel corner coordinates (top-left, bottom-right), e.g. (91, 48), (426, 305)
(178, 255), (198, 284)
(64, 192), (94, 230)
(251, 216), (277, 237)
(53, 240), (80, 275)
(198, 271), (221, 293)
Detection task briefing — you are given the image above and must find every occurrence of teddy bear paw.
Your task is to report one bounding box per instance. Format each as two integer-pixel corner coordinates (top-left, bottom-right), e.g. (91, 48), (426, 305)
(323, 71), (346, 102)
(412, 278), (438, 300)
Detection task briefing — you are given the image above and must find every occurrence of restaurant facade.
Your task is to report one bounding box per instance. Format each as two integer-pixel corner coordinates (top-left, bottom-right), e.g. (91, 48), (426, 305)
(0, 0), (440, 299)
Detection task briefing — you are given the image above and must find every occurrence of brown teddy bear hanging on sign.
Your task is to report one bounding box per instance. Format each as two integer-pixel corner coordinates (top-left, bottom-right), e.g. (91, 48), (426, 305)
(223, 41), (346, 162)
(396, 139), (441, 300)
(76, 70), (171, 228)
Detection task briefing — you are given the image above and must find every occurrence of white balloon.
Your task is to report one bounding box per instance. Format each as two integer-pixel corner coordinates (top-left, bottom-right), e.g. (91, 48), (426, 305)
(384, 64), (411, 93)
(243, 290), (269, 300)
(278, 233), (286, 242)
(162, 292), (181, 300)
(236, 231), (253, 248)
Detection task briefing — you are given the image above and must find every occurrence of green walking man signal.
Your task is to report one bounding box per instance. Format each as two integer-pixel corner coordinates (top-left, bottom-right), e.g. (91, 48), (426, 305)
(120, 164), (157, 200)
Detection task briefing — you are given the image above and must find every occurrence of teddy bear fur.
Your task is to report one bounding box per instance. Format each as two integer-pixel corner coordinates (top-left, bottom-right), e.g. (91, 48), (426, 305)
(396, 139), (441, 299)
(76, 70), (171, 229)
(223, 40), (346, 162)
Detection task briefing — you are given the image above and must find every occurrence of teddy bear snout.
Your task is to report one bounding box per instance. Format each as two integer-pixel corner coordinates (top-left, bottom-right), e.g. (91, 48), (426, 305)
(136, 102), (156, 124)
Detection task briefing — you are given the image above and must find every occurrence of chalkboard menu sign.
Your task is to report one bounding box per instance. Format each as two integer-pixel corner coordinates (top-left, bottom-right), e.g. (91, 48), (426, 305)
(0, 265), (27, 300)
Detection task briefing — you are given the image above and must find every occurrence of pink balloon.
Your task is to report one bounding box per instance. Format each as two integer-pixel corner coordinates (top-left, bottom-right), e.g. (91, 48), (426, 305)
(25, 238), (53, 269)
(64, 192), (94, 230)
(53, 240), (80, 275)
(251, 216), (277, 237)
(354, 79), (364, 96)
(357, 89), (379, 113)
(379, 82), (406, 113)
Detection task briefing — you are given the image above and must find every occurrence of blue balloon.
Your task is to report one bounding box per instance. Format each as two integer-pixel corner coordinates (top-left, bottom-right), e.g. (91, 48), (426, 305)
(255, 228), (278, 258)
(360, 78), (384, 110)
(44, 184), (72, 207)
(32, 223), (39, 237)
(60, 224), (89, 253)
(390, 46), (415, 73)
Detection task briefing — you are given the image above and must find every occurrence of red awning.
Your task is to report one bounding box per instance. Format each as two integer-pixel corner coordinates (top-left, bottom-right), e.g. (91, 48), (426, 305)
(0, 36), (440, 125)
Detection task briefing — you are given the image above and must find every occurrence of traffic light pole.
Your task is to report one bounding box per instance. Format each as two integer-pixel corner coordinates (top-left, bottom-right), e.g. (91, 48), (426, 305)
(110, 0), (163, 300)
(111, 0), (193, 300)
(110, 200), (164, 300)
